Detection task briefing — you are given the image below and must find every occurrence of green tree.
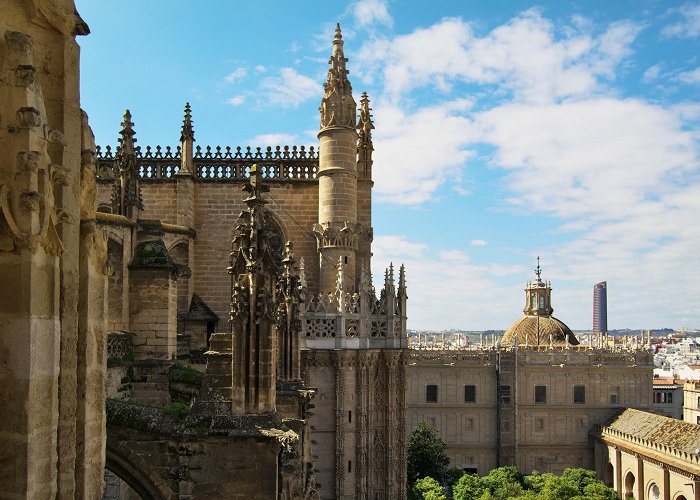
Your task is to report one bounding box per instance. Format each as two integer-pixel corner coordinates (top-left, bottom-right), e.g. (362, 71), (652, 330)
(579, 481), (619, 500)
(407, 423), (450, 486)
(453, 473), (485, 500)
(411, 476), (447, 500)
(482, 466), (524, 499)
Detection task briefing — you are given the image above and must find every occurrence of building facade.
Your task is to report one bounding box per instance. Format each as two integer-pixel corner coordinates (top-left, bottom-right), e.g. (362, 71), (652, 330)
(407, 267), (654, 476)
(593, 408), (700, 500)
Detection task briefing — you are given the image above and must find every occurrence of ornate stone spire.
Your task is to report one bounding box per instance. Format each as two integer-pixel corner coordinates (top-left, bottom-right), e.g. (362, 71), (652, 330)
(228, 164), (278, 414)
(178, 102), (195, 177)
(180, 102), (195, 142)
(112, 109), (142, 219)
(319, 23), (356, 130)
(358, 92), (374, 148)
(398, 264), (407, 299)
(118, 109), (136, 155)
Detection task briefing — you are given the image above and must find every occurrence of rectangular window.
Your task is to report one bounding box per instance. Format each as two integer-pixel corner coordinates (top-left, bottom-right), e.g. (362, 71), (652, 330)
(499, 385), (511, 405)
(348, 411), (352, 423)
(666, 392), (673, 404)
(535, 385), (547, 404)
(697, 416), (700, 425)
(464, 385), (476, 403)
(348, 460), (352, 473)
(426, 384), (438, 403)
(609, 394), (618, 404)
(574, 385), (586, 404)
(535, 418), (544, 431)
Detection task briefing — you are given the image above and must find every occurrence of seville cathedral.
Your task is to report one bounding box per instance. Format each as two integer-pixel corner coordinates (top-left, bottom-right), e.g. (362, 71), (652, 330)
(1, 2), (699, 500)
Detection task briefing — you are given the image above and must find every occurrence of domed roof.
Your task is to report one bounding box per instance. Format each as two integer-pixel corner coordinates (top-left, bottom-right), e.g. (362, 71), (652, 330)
(502, 315), (579, 347)
(502, 258), (579, 347)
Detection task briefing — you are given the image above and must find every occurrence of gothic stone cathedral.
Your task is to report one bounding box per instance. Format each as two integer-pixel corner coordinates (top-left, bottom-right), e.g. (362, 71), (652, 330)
(93, 24), (408, 500)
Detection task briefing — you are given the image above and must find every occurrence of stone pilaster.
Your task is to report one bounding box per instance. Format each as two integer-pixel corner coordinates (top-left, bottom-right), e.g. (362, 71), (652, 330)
(75, 110), (108, 499)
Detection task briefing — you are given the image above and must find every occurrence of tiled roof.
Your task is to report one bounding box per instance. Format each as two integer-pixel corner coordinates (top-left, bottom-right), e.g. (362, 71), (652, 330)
(605, 408), (700, 453)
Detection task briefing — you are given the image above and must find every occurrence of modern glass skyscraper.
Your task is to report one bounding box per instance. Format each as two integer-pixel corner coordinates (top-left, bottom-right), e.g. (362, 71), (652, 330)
(593, 281), (607, 333)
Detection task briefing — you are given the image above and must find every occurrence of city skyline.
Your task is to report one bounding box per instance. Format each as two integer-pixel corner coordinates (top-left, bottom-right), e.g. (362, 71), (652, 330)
(76, 0), (700, 330)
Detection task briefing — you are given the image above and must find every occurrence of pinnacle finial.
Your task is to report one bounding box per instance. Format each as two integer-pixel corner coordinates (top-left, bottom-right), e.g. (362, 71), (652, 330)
(180, 102), (195, 142)
(118, 109), (136, 154)
(319, 22), (356, 131)
(535, 256), (542, 281)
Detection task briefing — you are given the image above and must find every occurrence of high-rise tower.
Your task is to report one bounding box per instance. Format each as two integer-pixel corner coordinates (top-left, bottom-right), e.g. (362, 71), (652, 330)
(593, 281), (608, 334)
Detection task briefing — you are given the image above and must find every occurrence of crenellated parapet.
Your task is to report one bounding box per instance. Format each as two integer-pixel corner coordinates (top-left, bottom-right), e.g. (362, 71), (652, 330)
(96, 142), (319, 181)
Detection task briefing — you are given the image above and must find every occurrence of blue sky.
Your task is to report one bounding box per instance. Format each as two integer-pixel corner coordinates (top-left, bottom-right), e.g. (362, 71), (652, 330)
(76, 0), (700, 331)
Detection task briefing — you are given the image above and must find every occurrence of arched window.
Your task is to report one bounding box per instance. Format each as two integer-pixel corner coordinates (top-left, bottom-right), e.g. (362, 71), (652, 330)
(648, 483), (660, 500)
(624, 471), (635, 498)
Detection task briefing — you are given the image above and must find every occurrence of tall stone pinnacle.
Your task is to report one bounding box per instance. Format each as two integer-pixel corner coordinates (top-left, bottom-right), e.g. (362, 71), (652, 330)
(319, 23), (356, 130)
(118, 109), (136, 156)
(358, 92), (374, 147)
(180, 102), (195, 142)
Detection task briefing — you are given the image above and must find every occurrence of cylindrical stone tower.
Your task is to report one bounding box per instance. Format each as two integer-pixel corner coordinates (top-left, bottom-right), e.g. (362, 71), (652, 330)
(315, 24), (358, 294)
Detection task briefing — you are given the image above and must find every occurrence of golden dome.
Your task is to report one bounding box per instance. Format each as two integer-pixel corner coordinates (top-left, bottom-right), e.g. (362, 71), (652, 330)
(502, 315), (579, 346)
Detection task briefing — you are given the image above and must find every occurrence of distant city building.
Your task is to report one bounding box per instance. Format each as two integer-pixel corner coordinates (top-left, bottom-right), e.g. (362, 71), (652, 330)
(593, 281), (608, 333)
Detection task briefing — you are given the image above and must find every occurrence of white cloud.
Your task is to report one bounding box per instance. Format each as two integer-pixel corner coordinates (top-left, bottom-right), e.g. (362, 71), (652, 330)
(247, 133), (297, 146)
(259, 68), (319, 108)
(223, 67), (247, 84)
(675, 67), (700, 85)
(254, 65), (266, 74)
(662, 3), (700, 38)
(470, 239), (488, 246)
(349, 0), (393, 28)
(372, 235), (521, 330)
(476, 98), (697, 219)
(357, 11), (642, 104)
(372, 99), (477, 204)
(642, 64), (661, 83)
(226, 95), (245, 106)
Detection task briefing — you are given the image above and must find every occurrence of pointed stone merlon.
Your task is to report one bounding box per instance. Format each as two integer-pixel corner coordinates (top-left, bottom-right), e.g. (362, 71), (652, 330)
(317, 24), (359, 294)
(177, 102), (195, 177)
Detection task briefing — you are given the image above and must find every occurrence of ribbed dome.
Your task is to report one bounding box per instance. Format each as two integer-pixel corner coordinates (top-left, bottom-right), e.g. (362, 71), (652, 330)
(502, 315), (579, 347)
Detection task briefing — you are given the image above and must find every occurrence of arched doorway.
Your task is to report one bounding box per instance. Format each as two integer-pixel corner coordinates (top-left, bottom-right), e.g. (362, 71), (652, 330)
(675, 496), (687, 500)
(624, 471), (635, 498)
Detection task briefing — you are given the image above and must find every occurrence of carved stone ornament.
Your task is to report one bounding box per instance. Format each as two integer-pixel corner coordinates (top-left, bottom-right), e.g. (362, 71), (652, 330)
(312, 221), (365, 251)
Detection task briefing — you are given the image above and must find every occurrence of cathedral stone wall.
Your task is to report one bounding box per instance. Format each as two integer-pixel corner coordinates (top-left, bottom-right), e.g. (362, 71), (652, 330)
(95, 179), (322, 324)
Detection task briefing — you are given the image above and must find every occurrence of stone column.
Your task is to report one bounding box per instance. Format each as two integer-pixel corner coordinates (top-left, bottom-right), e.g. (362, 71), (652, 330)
(615, 448), (622, 497)
(128, 233), (178, 360)
(636, 455), (644, 500)
(663, 467), (670, 500)
(316, 24), (358, 295)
